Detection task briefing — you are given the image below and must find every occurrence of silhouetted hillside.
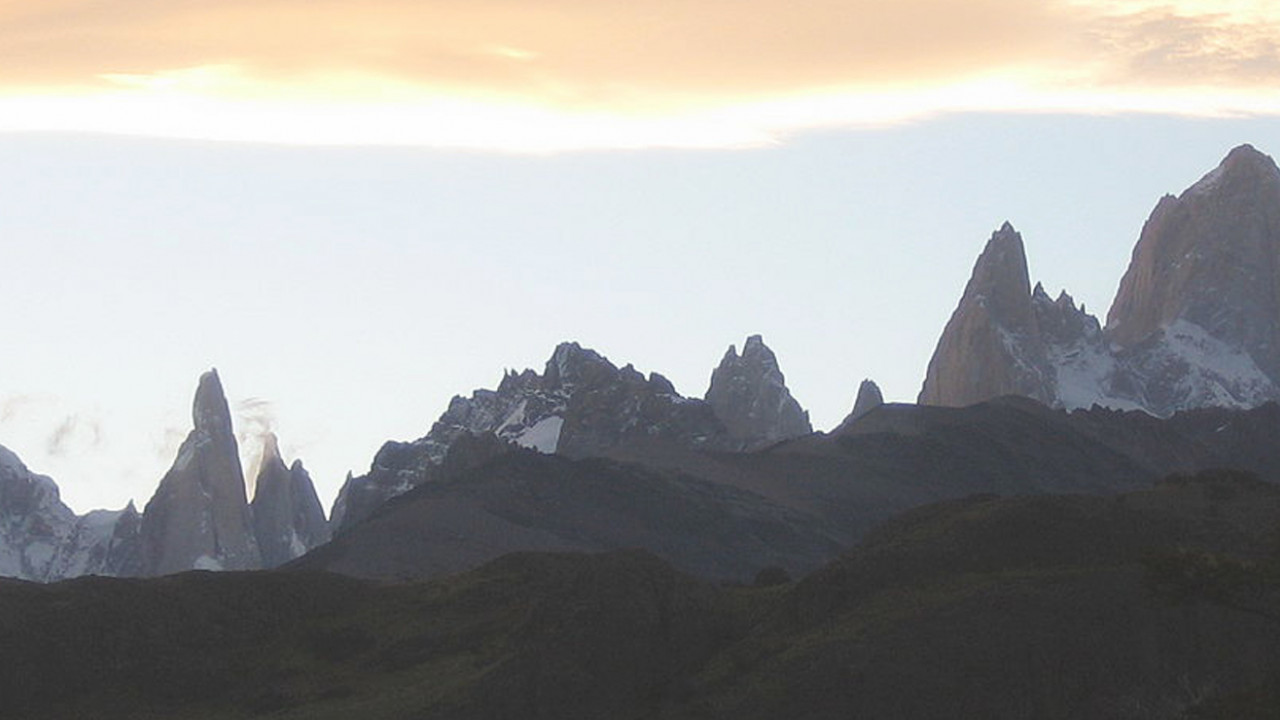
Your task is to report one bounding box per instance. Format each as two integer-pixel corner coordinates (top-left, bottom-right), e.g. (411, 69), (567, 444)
(3, 470), (1279, 719)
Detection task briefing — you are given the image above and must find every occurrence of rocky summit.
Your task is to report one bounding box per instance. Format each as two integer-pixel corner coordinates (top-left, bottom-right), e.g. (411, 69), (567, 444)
(920, 145), (1280, 416)
(138, 369), (261, 575)
(332, 338), (811, 532)
(705, 334), (812, 448)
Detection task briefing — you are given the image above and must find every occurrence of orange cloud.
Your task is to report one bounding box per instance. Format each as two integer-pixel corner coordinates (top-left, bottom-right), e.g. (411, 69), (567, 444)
(0, 0), (1276, 149)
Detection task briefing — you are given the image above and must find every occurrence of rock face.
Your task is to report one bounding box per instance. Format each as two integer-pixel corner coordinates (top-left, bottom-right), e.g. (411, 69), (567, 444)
(250, 433), (330, 569)
(1105, 144), (1280, 412)
(333, 341), (807, 532)
(705, 335), (812, 447)
(0, 445), (139, 581)
(920, 145), (1280, 416)
(138, 370), (260, 575)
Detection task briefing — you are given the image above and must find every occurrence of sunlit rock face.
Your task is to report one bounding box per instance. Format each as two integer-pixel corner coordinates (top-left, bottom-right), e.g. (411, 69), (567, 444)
(250, 433), (330, 568)
(1104, 144), (1280, 412)
(138, 370), (261, 575)
(921, 145), (1280, 417)
(705, 335), (812, 448)
(919, 223), (1057, 408)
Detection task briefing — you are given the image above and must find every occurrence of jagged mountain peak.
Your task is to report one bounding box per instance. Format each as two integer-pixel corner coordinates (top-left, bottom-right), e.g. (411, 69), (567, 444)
(1106, 143), (1280, 397)
(705, 334), (811, 447)
(331, 341), (733, 530)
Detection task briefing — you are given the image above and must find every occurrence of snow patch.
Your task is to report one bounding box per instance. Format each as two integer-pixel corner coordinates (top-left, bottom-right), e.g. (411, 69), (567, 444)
(1159, 319), (1277, 407)
(192, 555), (224, 571)
(1049, 342), (1146, 413)
(287, 529), (308, 559)
(513, 416), (564, 454)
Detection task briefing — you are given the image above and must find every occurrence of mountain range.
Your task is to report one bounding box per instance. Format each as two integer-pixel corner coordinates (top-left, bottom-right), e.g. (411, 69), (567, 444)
(5, 144), (1280, 586)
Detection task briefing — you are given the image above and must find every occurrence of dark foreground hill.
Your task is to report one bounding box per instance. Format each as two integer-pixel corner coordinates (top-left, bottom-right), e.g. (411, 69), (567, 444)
(298, 399), (1280, 584)
(3, 470), (1279, 720)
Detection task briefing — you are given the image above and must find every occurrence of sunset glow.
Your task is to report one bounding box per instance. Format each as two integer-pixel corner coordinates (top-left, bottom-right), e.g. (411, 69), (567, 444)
(1, 0), (1278, 149)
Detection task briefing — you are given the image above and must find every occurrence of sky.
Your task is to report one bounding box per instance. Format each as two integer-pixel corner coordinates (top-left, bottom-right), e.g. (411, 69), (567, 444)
(1, 0), (1280, 514)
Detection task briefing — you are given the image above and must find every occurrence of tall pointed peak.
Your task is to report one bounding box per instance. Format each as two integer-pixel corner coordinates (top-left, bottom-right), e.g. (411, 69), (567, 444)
(963, 222), (1035, 333)
(848, 379), (884, 423)
(141, 369), (258, 575)
(918, 223), (1052, 407)
(193, 368), (232, 436)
